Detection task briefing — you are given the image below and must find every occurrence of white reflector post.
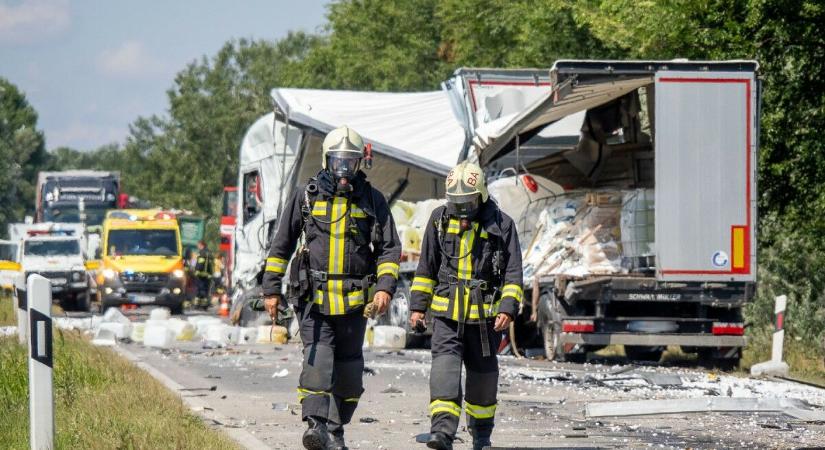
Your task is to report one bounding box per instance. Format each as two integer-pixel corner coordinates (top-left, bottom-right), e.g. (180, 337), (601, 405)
(16, 271), (27, 344)
(27, 274), (54, 450)
(750, 294), (790, 377)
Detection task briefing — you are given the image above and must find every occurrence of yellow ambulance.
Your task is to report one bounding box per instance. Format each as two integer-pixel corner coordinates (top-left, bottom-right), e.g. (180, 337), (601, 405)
(97, 210), (186, 314)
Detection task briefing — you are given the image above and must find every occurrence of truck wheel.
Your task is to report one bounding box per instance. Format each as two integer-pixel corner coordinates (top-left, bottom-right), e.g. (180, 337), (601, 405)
(538, 291), (568, 361)
(624, 346), (664, 363)
(698, 348), (741, 371)
(76, 291), (91, 312)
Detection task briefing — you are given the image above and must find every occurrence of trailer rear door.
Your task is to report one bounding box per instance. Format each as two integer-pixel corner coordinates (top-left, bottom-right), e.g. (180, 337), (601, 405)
(654, 71), (757, 282)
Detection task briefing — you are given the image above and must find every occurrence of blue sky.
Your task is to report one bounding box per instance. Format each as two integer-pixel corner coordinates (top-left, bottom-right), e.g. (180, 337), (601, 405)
(0, 0), (327, 150)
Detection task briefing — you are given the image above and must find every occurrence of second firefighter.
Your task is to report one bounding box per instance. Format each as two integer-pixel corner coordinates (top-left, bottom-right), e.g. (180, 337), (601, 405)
(410, 161), (524, 450)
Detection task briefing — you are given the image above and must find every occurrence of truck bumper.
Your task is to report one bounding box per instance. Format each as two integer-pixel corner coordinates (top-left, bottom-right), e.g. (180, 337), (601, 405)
(560, 332), (746, 348)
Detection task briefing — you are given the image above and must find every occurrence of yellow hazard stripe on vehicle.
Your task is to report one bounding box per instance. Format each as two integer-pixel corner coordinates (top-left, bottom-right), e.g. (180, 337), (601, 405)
(464, 402), (496, 419)
(0, 261), (21, 271)
(431, 295), (449, 312)
(312, 200), (328, 216)
(377, 262), (399, 279)
(501, 284), (523, 303)
(429, 400), (461, 417)
(327, 197), (348, 315)
(265, 257), (288, 274)
(297, 388), (329, 402)
(411, 276), (436, 295)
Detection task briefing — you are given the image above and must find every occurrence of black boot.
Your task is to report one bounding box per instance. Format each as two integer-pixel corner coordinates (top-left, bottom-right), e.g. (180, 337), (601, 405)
(426, 431), (453, 450)
(472, 436), (491, 450)
(302, 416), (330, 450)
(327, 426), (348, 450)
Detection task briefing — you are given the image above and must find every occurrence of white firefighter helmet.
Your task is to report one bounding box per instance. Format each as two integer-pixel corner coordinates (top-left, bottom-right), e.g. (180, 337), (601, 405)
(445, 161), (488, 218)
(322, 126), (365, 169)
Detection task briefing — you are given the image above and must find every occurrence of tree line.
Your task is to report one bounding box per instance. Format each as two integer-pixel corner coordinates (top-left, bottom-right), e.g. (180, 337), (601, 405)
(2, 0), (823, 354)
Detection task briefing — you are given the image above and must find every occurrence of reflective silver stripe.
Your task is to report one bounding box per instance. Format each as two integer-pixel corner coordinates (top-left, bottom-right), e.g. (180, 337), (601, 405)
(411, 276), (436, 294)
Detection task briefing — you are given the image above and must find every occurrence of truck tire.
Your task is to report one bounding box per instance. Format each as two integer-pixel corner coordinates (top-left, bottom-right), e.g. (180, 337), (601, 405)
(698, 348), (741, 371)
(624, 346), (664, 363)
(537, 291), (582, 362)
(75, 291), (91, 312)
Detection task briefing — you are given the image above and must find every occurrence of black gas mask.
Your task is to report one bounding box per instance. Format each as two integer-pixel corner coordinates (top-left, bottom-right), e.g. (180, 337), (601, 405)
(326, 151), (361, 194)
(446, 192), (481, 221)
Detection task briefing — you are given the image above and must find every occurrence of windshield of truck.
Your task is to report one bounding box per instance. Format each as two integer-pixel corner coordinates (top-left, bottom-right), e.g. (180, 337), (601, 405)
(107, 229), (178, 256)
(222, 190), (238, 218)
(44, 206), (109, 226)
(24, 240), (80, 257)
(0, 243), (17, 262)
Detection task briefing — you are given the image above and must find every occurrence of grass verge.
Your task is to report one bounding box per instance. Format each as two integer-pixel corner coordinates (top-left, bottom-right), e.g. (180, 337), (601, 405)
(0, 296), (238, 449)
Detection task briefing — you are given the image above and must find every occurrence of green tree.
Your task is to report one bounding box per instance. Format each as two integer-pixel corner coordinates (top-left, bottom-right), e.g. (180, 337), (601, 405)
(0, 78), (49, 233)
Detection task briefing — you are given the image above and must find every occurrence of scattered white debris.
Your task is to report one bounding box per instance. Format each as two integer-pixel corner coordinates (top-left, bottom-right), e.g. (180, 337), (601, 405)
(1, 325), (18, 337)
(272, 369), (289, 378)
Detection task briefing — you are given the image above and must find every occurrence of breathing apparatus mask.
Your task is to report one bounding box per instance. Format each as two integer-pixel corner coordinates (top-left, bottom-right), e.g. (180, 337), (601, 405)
(322, 126), (372, 195)
(326, 151), (361, 193)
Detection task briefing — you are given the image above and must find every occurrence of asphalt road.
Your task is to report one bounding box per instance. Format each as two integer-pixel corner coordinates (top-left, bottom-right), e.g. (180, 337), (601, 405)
(116, 328), (825, 450)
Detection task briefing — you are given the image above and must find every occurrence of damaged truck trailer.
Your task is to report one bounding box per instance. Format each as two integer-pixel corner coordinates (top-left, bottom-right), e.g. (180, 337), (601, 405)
(475, 60), (759, 366)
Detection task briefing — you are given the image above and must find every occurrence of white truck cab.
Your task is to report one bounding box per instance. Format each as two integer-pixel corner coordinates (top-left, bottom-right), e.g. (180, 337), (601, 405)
(19, 234), (90, 311)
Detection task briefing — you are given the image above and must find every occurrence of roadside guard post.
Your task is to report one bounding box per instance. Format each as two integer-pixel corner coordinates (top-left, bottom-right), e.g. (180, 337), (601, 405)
(27, 274), (54, 450)
(16, 271), (28, 344)
(750, 295), (790, 377)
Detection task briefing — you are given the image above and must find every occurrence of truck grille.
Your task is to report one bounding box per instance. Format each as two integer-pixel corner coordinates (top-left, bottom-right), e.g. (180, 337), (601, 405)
(121, 272), (169, 284)
(28, 271), (70, 283)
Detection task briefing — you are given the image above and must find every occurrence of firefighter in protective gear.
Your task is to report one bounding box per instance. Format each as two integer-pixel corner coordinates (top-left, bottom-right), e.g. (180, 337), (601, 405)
(193, 240), (213, 309)
(262, 126), (402, 450)
(409, 161), (523, 450)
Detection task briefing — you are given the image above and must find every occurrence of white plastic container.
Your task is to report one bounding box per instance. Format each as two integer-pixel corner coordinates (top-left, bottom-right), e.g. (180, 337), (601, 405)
(149, 307), (171, 321)
(372, 325), (406, 349)
(143, 324), (175, 348)
(103, 307), (131, 326)
(166, 318), (195, 341)
(238, 327), (258, 344)
(195, 317), (223, 337)
(98, 321), (132, 340)
(130, 322), (145, 342)
(91, 327), (117, 346)
(223, 326), (241, 345)
(204, 324), (230, 345)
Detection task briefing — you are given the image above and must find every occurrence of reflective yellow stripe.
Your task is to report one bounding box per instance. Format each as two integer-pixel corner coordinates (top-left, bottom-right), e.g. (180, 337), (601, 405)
(464, 402), (496, 419)
(328, 197), (347, 315)
(297, 388), (329, 402)
(446, 219), (461, 234)
(377, 262), (399, 279)
(431, 295), (449, 312)
(429, 400), (461, 417)
(501, 284), (523, 303)
(346, 289), (365, 308)
(468, 304), (494, 320)
(265, 256), (288, 274)
(312, 200), (327, 216)
(454, 224), (476, 321)
(479, 229), (488, 239)
(351, 206), (368, 218)
(344, 397), (360, 403)
(314, 290), (324, 305)
(411, 276), (436, 295)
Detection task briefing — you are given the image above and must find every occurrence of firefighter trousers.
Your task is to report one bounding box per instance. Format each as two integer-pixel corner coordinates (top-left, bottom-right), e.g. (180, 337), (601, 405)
(297, 307), (367, 432)
(429, 316), (500, 440)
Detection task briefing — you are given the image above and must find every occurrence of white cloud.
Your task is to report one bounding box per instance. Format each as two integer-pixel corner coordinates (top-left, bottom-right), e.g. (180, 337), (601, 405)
(97, 40), (166, 78)
(0, 0), (70, 45)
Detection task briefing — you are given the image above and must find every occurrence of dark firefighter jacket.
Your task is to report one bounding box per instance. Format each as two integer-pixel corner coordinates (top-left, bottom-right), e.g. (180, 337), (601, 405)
(262, 170), (402, 316)
(194, 248), (213, 278)
(409, 201), (523, 323)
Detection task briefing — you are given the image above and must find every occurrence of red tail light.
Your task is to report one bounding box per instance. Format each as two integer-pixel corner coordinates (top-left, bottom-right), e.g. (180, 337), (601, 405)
(521, 175), (538, 193)
(562, 320), (595, 333)
(712, 322), (744, 336)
